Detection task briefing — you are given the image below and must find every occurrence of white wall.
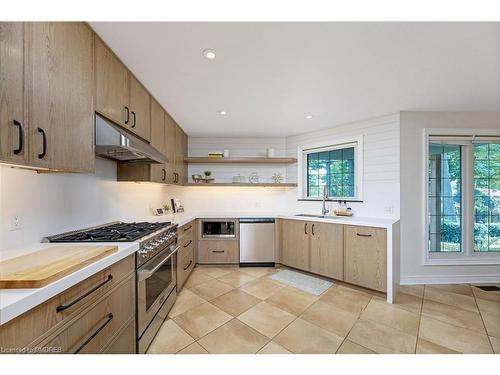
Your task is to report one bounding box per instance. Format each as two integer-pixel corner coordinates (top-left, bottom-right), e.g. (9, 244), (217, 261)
(0, 158), (181, 260)
(285, 113), (400, 218)
(400, 111), (500, 283)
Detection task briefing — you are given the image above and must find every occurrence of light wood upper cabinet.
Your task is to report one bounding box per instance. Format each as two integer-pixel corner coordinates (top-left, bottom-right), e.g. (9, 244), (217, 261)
(27, 22), (94, 172)
(310, 222), (344, 280)
(174, 124), (188, 185)
(164, 112), (177, 184)
(344, 225), (387, 292)
(95, 35), (151, 142)
(281, 219), (310, 270)
(0, 22), (27, 165)
(149, 98), (167, 183)
(128, 74), (151, 141)
(94, 36), (129, 128)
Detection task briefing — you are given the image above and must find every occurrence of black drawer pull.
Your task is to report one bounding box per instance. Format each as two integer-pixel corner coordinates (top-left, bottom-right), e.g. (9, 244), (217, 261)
(183, 240), (192, 248)
(162, 168), (166, 181)
(13, 120), (23, 154)
(212, 250), (225, 253)
(131, 111), (136, 128)
(74, 313), (113, 354)
(124, 106), (130, 124)
(312, 224), (315, 236)
(56, 275), (113, 313)
(356, 233), (372, 238)
(37, 127), (47, 159)
(183, 260), (193, 271)
(183, 225), (192, 232)
(304, 223), (308, 235)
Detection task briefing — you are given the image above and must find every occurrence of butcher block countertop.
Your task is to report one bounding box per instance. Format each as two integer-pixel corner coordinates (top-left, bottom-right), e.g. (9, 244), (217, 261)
(0, 245), (118, 289)
(0, 242), (138, 326)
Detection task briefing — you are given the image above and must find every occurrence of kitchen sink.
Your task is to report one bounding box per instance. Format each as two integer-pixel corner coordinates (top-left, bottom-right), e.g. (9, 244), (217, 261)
(295, 214), (339, 219)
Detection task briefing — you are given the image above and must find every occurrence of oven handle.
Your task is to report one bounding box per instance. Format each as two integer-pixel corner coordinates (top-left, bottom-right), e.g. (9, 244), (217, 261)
(138, 246), (179, 281)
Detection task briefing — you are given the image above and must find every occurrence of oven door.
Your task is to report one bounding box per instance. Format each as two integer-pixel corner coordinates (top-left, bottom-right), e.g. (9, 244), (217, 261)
(137, 244), (178, 337)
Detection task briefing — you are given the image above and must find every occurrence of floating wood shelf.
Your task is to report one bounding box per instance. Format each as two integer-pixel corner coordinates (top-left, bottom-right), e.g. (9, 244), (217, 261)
(184, 183), (297, 187)
(184, 157), (297, 164)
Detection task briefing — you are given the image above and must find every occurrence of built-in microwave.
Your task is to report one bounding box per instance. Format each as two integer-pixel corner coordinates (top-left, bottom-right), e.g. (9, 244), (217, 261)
(200, 219), (238, 239)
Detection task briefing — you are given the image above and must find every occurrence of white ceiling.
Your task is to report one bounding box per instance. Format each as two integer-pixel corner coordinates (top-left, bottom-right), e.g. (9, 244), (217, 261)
(90, 22), (500, 137)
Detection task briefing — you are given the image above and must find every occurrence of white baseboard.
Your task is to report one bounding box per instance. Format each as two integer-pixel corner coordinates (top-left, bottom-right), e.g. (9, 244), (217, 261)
(400, 274), (500, 285)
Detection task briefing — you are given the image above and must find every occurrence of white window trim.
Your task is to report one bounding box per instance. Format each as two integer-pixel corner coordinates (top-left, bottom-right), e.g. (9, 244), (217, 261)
(297, 135), (364, 201)
(423, 128), (500, 266)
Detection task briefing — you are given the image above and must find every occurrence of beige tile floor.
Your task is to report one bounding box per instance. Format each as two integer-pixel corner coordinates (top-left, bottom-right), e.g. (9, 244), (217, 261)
(147, 266), (500, 354)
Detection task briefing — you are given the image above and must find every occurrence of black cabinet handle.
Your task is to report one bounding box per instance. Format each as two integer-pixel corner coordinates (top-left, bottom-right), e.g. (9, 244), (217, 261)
(356, 233), (372, 238)
(212, 250), (225, 253)
(183, 260), (193, 271)
(13, 120), (23, 154)
(124, 106), (130, 124)
(74, 313), (113, 354)
(183, 225), (192, 232)
(131, 111), (136, 128)
(312, 224), (315, 236)
(183, 240), (192, 248)
(161, 168), (166, 181)
(304, 223), (308, 235)
(37, 127), (47, 159)
(174, 172), (179, 183)
(56, 275), (113, 313)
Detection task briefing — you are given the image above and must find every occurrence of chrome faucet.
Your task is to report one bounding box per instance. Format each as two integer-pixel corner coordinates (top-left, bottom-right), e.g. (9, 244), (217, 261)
(322, 185), (329, 216)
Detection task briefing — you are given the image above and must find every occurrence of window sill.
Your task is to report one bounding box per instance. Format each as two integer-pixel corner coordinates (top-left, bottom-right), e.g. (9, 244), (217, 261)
(297, 198), (364, 203)
(424, 258), (500, 266)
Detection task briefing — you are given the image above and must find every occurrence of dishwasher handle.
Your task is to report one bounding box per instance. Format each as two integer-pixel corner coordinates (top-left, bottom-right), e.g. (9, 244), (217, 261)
(239, 218), (275, 224)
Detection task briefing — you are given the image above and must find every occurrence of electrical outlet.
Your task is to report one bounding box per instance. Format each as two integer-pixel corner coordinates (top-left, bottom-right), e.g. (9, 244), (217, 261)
(10, 214), (22, 231)
(384, 206), (394, 215)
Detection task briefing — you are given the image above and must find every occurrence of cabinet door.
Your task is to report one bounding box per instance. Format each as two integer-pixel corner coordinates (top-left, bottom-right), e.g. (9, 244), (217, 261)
(174, 124), (187, 185)
(310, 222), (343, 280)
(281, 220), (310, 270)
(128, 74), (151, 141)
(0, 22), (27, 165)
(150, 98), (166, 183)
(344, 225), (387, 292)
(95, 36), (129, 127)
(28, 22), (94, 171)
(164, 112), (176, 184)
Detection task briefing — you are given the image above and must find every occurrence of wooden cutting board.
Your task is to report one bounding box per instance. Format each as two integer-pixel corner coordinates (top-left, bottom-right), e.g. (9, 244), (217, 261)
(0, 245), (118, 289)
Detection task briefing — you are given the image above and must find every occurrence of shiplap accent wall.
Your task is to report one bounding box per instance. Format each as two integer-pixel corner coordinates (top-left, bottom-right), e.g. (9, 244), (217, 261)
(188, 137), (288, 184)
(284, 113), (400, 218)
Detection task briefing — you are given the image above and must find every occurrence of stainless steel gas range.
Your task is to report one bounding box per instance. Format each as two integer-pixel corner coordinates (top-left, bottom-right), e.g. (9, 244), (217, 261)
(45, 221), (179, 353)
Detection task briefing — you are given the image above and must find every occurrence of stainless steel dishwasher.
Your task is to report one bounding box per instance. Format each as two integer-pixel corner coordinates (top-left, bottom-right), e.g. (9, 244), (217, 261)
(239, 218), (275, 266)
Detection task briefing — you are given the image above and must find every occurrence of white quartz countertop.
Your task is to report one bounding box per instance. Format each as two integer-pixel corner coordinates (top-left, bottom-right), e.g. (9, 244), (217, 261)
(0, 242), (138, 326)
(0, 211), (398, 325)
(155, 212), (398, 229)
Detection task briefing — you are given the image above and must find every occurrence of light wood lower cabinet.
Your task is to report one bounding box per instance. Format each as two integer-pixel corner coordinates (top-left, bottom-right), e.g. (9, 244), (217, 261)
(344, 225), (387, 292)
(102, 318), (135, 354)
(0, 255), (135, 354)
(281, 219), (310, 270)
(176, 221), (196, 291)
(42, 276), (134, 354)
(198, 240), (239, 264)
(309, 222), (344, 280)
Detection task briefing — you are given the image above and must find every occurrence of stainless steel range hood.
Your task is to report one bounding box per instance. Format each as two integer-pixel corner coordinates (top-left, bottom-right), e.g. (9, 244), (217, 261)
(95, 115), (167, 164)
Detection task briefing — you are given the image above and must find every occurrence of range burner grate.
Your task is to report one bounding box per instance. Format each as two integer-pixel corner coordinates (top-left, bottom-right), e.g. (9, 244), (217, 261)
(47, 221), (172, 242)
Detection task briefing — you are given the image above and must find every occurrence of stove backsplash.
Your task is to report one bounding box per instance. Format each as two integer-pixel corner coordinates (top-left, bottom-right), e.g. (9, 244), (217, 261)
(0, 158), (182, 259)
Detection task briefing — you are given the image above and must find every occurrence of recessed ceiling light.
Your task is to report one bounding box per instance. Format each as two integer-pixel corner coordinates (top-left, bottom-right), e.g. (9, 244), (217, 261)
(218, 110), (227, 116)
(203, 49), (216, 60)
(306, 115), (313, 119)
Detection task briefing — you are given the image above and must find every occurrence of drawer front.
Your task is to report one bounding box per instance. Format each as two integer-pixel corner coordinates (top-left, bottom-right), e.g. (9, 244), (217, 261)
(177, 242), (195, 291)
(43, 276), (134, 354)
(344, 225), (387, 292)
(178, 221), (194, 242)
(0, 255), (134, 350)
(198, 240), (239, 264)
(102, 317), (135, 354)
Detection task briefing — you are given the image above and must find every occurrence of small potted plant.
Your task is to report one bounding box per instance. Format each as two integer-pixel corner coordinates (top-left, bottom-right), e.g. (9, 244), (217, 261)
(203, 171), (213, 183)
